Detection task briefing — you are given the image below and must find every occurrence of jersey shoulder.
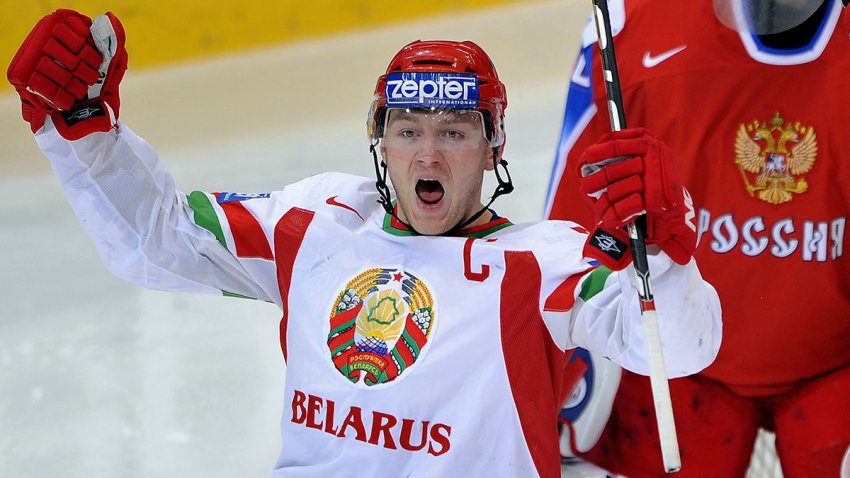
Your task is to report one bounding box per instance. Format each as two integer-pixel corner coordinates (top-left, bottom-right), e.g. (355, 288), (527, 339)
(209, 171), (381, 230)
(492, 220), (588, 261)
(266, 172), (378, 212)
(280, 172), (383, 224)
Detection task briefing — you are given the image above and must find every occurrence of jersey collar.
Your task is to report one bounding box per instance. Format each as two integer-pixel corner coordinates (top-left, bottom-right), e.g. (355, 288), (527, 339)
(737, 0), (841, 65)
(382, 203), (512, 238)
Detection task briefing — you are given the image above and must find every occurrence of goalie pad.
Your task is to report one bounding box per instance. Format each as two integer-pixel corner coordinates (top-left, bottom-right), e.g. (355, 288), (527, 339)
(558, 348), (622, 457)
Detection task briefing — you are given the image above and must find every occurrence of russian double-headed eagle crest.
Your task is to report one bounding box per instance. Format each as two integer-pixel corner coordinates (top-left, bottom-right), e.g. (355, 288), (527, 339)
(327, 267), (436, 388)
(735, 112), (817, 205)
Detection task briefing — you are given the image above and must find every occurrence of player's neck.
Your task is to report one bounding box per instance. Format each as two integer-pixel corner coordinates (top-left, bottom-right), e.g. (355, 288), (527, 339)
(383, 205), (511, 238)
(463, 207), (494, 229)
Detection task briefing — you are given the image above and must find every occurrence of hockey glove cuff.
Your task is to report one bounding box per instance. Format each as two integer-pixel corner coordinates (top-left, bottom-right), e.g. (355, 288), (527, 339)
(582, 225), (632, 271)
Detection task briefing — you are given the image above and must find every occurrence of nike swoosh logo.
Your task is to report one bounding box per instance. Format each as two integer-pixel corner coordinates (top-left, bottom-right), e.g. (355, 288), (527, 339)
(326, 196), (364, 221)
(642, 45), (687, 68)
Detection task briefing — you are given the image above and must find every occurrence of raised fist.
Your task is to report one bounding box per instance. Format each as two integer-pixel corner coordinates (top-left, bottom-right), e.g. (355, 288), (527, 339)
(7, 9), (127, 139)
(577, 128), (697, 269)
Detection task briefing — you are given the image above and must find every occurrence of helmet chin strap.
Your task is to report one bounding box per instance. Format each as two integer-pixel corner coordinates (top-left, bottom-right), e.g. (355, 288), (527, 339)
(370, 143), (514, 236)
(371, 140), (415, 230)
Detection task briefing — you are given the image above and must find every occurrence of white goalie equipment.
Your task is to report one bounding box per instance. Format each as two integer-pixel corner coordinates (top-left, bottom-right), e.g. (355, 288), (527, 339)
(559, 348), (623, 458)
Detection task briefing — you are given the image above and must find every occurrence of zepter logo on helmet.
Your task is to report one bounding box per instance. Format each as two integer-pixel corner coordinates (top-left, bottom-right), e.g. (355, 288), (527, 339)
(367, 40), (508, 151)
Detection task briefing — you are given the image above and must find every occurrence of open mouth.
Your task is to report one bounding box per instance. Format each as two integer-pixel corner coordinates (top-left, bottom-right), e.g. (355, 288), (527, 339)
(415, 179), (445, 205)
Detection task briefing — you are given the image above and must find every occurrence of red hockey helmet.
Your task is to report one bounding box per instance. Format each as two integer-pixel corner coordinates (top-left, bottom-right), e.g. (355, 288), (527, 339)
(368, 40), (507, 149)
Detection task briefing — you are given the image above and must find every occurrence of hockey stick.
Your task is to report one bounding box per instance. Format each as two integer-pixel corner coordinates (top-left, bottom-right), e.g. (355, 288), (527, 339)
(589, 0), (682, 473)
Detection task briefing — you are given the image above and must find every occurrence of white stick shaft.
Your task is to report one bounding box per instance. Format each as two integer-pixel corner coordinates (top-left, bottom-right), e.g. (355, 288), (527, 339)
(641, 309), (681, 473)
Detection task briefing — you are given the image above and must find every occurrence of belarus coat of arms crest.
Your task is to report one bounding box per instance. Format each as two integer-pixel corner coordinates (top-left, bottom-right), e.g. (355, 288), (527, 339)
(734, 112), (817, 205)
(327, 267), (436, 388)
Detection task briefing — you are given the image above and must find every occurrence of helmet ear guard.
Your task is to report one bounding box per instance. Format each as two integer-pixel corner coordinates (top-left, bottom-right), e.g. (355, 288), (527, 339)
(479, 108), (505, 150)
(367, 102), (387, 144)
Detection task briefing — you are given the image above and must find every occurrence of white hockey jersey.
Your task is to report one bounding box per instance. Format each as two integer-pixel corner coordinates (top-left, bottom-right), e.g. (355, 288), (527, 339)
(35, 120), (721, 478)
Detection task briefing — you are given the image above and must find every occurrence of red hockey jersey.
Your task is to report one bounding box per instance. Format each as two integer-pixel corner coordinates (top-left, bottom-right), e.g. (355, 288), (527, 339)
(547, 0), (850, 396)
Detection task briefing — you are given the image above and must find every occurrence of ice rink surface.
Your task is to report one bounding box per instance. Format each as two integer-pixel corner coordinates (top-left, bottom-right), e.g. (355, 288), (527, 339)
(0, 1), (594, 476)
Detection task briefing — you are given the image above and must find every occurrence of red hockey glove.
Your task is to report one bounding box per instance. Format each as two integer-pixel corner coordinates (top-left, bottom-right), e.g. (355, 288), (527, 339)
(577, 128), (696, 268)
(7, 9), (127, 140)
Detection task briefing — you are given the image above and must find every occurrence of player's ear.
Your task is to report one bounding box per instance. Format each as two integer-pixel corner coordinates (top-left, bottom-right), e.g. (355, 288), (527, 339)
(483, 148), (496, 171)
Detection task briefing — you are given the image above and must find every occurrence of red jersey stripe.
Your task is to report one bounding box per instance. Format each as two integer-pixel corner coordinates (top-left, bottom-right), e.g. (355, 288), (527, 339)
(214, 194), (274, 260)
(500, 251), (567, 478)
(274, 208), (315, 360)
(543, 268), (595, 313)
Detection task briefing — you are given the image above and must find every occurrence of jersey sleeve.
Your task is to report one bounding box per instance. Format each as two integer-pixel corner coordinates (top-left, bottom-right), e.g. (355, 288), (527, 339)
(565, 254), (721, 378)
(532, 221), (722, 377)
(535, 222), (721, 378)
(34, 118), (293, 302)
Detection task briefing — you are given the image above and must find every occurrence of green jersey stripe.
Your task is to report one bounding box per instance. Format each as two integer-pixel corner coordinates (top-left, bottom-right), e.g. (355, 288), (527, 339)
(187, 191), (228, 248)
(578, 267), (614, 302)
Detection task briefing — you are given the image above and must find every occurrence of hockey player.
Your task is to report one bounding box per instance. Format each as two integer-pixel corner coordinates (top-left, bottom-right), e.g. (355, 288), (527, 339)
(547, 0), (850, 476)
(8, 9), (721, 477)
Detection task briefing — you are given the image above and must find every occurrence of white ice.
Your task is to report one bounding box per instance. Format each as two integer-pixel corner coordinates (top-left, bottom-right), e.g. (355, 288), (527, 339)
(0, 1), (600, 476)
